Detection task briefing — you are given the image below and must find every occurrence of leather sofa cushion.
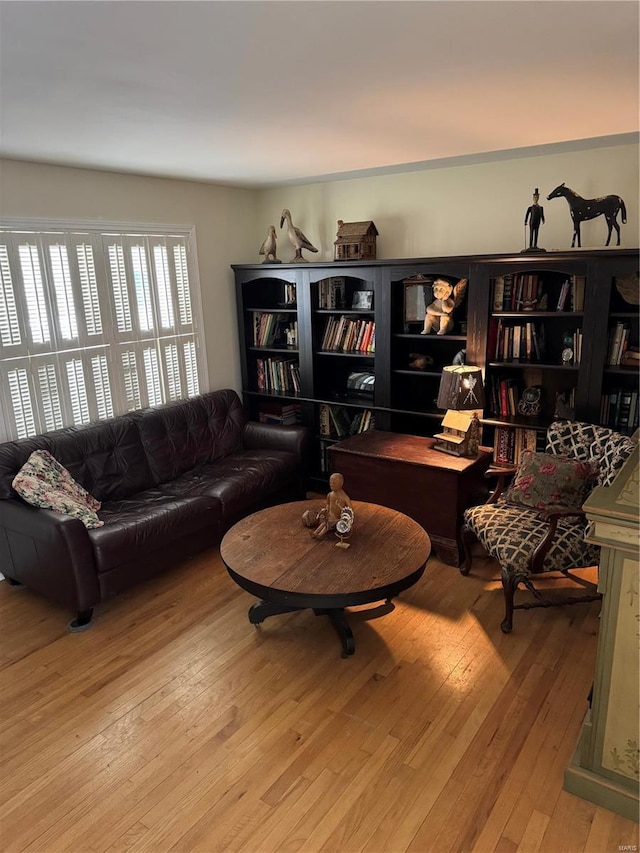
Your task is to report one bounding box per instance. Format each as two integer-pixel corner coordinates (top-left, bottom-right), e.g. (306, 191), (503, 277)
(156, 450), (299, 521)
(0, 419), (153, 502)
(135, 390), (247, 485)
(89, 490), (221, 573)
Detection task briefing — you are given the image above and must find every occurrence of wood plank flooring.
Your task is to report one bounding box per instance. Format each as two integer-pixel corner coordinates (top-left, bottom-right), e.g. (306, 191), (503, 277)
(1, 544), (638, 853)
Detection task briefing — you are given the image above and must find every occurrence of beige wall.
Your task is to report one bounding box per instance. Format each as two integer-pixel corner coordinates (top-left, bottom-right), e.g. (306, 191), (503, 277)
(0, 158), (259, 394)
(1, 143), (638, 399)
(256, 143), (639, 261)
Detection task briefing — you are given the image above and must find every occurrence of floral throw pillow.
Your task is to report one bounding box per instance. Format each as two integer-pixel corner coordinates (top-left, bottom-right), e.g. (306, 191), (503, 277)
(12, 450), (104, 529)
(504, 450), (597, 512)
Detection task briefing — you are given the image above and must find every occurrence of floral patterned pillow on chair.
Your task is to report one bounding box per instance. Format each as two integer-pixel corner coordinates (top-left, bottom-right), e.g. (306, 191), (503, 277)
(12, 450), (104, 528)
(504, 450), (597, 512)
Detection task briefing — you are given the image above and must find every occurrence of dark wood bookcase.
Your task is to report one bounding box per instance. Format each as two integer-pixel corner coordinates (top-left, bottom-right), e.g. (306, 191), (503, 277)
(233, 249), (638, 482)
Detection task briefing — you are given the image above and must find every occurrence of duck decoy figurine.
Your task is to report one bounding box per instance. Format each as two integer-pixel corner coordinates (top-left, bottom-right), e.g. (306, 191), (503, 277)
(280, 209), (318, 263)
(258, 225), (281, 264)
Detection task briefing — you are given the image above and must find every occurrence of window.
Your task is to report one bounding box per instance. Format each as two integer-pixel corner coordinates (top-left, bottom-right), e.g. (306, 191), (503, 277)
(0, 223), (206, 442)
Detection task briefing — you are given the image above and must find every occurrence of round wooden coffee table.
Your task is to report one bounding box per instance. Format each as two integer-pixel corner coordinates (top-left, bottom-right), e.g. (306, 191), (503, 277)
(220, 500), (431, 657)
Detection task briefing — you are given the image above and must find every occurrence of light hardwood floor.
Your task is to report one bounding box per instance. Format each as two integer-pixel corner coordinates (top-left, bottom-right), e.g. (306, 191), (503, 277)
(1, 544), (638, 853)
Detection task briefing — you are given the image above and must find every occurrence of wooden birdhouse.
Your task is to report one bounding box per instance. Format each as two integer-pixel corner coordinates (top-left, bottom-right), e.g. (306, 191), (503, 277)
(433, 410), (481, 458)
(334, 220), (378, 262)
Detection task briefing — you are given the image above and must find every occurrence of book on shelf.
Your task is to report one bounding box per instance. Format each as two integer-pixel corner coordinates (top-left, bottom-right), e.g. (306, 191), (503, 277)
(606, 322), (631, 366)
(492, 277), (505, 311)
(255, 356), (299, 394)
(571, 275), (586, 312)
(601, 387), (639, 432)
(321, 316), (375, 353)
(493, 426), (538, 466)
(258, 402), (301, 425)
(281, 283), (296, 306)
(318, 277), (345, 309)
(556, 279), (571, 311)
(252, 312), (297, 347)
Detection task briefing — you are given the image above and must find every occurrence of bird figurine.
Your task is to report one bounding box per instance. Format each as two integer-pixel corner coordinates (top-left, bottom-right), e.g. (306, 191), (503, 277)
(280, 209), (318, 263)
(258, 225), (281, 264)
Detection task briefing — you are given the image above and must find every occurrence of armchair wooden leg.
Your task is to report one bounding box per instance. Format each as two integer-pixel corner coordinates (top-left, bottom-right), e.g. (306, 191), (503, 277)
(460, 525), (476, 576)
(500, 568), (518, 634)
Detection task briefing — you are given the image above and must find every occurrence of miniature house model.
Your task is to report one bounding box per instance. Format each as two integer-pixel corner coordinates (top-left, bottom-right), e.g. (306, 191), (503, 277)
(334, 221), (378, 261)
(433, 410), (481, 457)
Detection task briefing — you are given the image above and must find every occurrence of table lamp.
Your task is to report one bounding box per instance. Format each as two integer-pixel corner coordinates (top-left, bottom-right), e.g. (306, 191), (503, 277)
(433, 365), (485, 457)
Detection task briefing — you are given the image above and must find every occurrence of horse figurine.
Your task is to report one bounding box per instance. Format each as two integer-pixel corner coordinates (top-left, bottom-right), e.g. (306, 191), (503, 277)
(546, 183), (627, 248)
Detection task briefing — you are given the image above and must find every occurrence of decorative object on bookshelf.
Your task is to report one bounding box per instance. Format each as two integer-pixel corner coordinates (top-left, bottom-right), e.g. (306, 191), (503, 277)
(421, 278), (467, 336)
(517, 386), (542, 418)
(615, 272), (639, 305)
(403, 274), (432, 327)
(546, 183), (627, 248)
(258, 225), (281, 264)
(334, 220), (378, 262)
(554, 389), (575, 420)
(408, 353), (434, 371)
(279, 208), (318, 262)
(308, 472), (352, 540)
(522, 188), (546, 253)
(433, 365), (484, 457)
(351, 289), (374, 310)
(453, 348), (466, 365)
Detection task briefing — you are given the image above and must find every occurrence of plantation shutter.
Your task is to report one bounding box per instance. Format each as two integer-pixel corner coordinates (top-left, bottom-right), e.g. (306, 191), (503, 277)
(0, 224), (204, 442)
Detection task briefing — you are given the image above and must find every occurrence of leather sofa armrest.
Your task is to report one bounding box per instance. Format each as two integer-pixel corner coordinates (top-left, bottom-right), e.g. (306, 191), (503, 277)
(0, 499), (100, 613)
(242, 421), (311, 460)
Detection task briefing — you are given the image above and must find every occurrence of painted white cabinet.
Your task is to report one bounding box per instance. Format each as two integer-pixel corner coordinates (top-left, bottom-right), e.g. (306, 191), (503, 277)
(564, 444), (639, 821)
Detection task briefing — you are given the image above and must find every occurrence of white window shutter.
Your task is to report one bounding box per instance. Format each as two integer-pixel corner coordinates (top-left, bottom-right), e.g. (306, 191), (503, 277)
(47, 242), (79, 342)
(121, 349), (142, 411)
(0, 243), (21, 348)
(184, 340), (199, 398)
(0, 224), (203, 441)
(18, 241), (51, 346)
(66, 358), (90, 426)
(7, 367), (37, 439)
(36, 362), (64, 433)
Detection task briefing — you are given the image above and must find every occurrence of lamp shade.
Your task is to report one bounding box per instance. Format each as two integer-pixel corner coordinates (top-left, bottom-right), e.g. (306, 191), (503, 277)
(436, 365), (485, 411)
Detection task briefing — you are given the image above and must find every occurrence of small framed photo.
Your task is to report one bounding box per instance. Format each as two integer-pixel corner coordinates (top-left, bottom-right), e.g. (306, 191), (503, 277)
(351, 290), (374, 310)
(403, 275), (432, 326)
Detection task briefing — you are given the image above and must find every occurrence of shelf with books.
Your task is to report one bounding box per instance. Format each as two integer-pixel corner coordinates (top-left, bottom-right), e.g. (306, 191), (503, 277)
(233, 250), (638, 486)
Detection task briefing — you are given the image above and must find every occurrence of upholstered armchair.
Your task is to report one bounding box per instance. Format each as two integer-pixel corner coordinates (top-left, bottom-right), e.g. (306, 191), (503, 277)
(461, 421), (636, 633)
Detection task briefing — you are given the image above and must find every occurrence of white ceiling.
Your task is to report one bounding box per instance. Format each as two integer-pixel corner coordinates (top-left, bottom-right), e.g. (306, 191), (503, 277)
(1, 1), (638, 188)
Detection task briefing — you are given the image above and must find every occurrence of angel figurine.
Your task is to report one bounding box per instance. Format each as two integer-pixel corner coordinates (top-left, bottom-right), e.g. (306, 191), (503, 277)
(421, 278), (467, 335)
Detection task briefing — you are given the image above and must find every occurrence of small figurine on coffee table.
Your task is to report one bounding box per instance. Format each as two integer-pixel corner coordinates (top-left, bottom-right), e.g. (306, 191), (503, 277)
(309, 473), (352, 540)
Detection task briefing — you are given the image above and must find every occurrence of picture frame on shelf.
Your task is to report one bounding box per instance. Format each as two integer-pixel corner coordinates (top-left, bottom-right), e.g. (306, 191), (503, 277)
(352, 290), (374, 310)
(402, 275), (432, 329)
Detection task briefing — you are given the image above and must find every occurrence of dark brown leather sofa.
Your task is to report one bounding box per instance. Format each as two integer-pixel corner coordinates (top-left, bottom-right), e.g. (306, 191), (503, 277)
(0, 389), (309, 629)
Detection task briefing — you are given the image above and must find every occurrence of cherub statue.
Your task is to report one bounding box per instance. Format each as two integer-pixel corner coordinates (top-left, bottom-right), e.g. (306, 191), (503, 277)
(309, 472), (352, 539)
(421, 278), (467, 335)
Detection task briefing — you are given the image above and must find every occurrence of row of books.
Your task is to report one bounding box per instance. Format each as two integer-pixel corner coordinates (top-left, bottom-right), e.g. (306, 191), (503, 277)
(252, 312), (298, 348)
(318, 277), (346, 309)
(488, 376), (521, 418)
(606, 322), (634, 366)
(320, 316), (375, 353)
(491, 319), (545, 362)
(258, 402), (302, 425)
(493, 426), (542, 466)
(319, 404), (375, 439)
(600, 388), (639, 432)
(255, 357), (301, 394)
(492, 274), (585, 312)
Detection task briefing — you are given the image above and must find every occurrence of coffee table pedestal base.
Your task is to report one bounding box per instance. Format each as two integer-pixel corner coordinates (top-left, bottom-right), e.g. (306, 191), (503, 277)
(248, 601), (355, 657)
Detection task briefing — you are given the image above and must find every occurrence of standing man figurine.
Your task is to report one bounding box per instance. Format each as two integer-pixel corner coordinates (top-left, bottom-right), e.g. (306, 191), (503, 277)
(523, 188), (546, 253)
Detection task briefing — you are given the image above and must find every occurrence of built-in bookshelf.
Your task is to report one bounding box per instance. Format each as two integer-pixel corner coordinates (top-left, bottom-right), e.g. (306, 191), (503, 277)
(233, 249), (638, 482)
